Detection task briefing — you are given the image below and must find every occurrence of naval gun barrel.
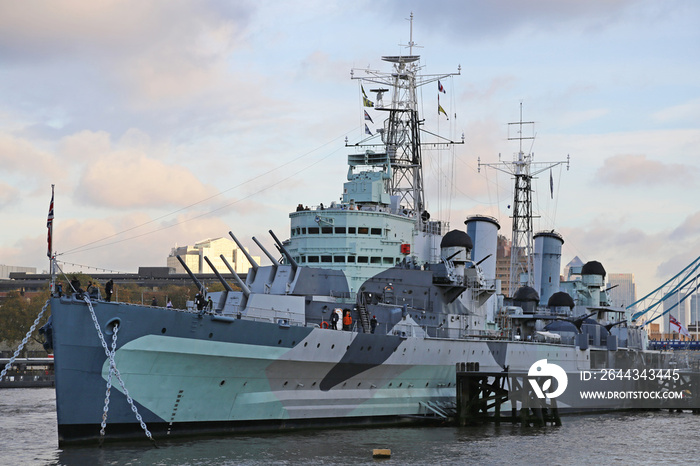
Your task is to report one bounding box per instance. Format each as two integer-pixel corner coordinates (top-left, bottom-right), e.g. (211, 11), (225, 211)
(220, 255), (251, 297)
(475, 254), (492, 267)
(252, 236), (279, 265)
(228, 231), (259, 272)
(176, 255), (205, 294)
(445, 251), (461, 262)
(269, 229), (298, 269)
(604, 319), (627, 333)
(203, 256), (234, 292)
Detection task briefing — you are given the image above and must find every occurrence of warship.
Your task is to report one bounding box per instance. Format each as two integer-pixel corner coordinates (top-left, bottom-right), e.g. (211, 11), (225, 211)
(43, 23), (691, 446)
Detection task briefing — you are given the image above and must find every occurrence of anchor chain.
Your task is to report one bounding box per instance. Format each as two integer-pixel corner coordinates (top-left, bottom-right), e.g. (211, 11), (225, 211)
(1, 300), (50, 380)
(84, 296), (156, 446)
(99, 324), (118, 445)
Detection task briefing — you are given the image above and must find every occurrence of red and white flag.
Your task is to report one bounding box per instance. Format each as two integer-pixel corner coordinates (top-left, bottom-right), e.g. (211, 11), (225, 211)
(669, 314), (690, 338)
(47, 185), (54, 258)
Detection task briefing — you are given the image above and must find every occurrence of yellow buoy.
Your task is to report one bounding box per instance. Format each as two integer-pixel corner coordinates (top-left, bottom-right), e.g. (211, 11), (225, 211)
(372, 449), (391, 458)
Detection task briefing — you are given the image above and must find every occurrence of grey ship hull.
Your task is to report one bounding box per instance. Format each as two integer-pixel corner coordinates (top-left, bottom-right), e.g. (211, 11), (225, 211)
(51, 295), (668, 445)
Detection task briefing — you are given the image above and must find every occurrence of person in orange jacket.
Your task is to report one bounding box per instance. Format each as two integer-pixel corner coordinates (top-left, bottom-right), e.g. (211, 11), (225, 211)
(343, 309), (352, 331)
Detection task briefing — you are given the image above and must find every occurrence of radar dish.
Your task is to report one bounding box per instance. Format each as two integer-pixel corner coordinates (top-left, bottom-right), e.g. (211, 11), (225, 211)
(382, 55), (420, 64)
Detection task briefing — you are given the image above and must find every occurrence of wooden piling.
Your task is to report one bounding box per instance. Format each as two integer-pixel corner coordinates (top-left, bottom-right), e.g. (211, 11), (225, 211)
(456, 363), (562, 427)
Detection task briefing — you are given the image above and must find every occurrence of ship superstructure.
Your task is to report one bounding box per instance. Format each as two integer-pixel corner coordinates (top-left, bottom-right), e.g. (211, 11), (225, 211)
(285, 22), (461, 295)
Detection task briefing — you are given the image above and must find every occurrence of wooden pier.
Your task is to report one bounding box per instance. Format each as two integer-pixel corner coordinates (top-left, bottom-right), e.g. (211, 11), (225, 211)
(456, 362), (561, 427)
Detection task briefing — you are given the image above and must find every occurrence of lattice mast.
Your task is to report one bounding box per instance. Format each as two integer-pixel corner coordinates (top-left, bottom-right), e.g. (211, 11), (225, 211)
(479, 104), (569, 296)
(350, 13), (461, 231)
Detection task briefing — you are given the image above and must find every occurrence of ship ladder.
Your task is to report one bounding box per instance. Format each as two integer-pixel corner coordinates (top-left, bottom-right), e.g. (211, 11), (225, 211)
(357, 293), (371, 333)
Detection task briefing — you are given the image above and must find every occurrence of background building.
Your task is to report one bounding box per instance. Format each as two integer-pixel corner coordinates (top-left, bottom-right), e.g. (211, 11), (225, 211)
(167, 237), (260, 275)
(1, 264), (36, 280)
(607, 273), (637, 308)
(563, 256), (584, 280)
(495, 235), (511, 295)
(691, 293), (700, 326)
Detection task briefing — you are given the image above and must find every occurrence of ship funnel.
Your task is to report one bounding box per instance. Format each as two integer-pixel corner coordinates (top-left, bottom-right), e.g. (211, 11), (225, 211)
(533, 231), (564, 306)
(465, 216), (499, 281)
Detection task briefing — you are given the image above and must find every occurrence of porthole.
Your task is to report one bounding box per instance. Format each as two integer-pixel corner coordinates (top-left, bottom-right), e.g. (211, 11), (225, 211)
(161, 328), (166, 334)
(278, 340), (282, 345)
(209, 333), (213, 339)
(220, 380), (225, 386)
(317, 343), (321, 348)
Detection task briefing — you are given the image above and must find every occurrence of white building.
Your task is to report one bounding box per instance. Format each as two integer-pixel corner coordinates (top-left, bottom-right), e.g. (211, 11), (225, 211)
(167, 238), (260, 275)
(0, 264), (36, 280)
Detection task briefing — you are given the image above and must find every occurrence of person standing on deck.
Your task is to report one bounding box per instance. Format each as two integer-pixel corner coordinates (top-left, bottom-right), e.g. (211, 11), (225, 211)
(330, 308), (340, 330)
(104, 279), (113, 302)
(343, 309), (352, 331)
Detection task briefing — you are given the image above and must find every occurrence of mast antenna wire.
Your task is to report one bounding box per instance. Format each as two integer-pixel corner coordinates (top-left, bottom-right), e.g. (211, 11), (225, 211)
(61, 132), (351, 256)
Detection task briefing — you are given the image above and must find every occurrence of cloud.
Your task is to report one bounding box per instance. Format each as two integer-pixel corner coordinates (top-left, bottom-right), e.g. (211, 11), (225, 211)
(77, 149), (220, 209)
(670, 211), (700, 241)
(382, 0), (642, 41)
(58, 128), (218, 209)
(0, 182), (20, 209)
(0, 1), (259, 139)
(6, 211), (237, 273)
(0, 1), (253, 61)
(595, 154), (697, 186)
(652, 97), (700, 124)
(0, 132), (65, 183)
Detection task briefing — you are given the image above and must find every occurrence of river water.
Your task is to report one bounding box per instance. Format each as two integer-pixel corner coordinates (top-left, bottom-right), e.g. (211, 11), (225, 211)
(1, 388), (699, 465)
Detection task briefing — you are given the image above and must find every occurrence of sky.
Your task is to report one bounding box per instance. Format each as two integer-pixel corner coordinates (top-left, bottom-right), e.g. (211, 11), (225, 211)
(1, 0), (699, 317)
